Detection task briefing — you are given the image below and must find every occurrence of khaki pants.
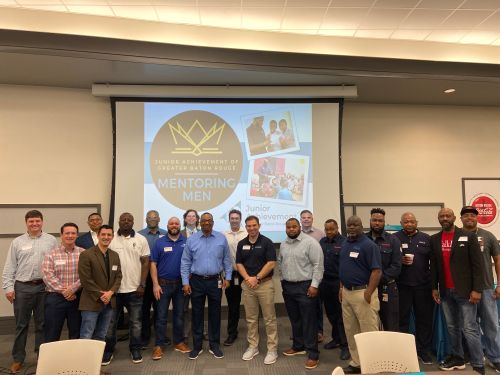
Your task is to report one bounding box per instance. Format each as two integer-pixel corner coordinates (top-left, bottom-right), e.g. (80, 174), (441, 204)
(241, 280), (278, 351)
(342, 288), (380, 367)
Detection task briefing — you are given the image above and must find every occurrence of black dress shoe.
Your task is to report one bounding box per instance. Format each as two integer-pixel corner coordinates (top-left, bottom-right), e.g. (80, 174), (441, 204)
(223, 336), (237, 346)
(324, 340), (340, 350)
(340, 347), (351, 361)
(343, 365), (361, 374)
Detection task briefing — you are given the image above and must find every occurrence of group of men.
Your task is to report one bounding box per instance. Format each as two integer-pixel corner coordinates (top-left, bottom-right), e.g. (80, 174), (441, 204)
(2, 205), (499, 374)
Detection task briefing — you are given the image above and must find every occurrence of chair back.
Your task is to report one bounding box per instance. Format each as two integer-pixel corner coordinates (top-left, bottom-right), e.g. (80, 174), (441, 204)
(36, 339), (105, 375)
(354, 331), (420, 373)
(332, 366), (346, 375)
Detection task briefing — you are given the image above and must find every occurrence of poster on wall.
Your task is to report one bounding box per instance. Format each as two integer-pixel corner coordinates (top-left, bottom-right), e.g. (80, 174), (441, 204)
(462, 178), (500, 238)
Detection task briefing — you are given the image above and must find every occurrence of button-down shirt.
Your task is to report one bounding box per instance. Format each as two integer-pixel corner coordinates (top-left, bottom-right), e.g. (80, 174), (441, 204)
(180, 230), (233, 285)
(2, 232), (58, 293)
(278, 232), (324, 288)
(90, 231), (98, 246)
(319, 233), (346, 280)
(109, 231), (150, 293)
(224, 228), (247, 270)
(366, 230), (402, 284)
(302, 226), (325, 242)
(42, 244), (85, 293)
(138, 227), (167, 252)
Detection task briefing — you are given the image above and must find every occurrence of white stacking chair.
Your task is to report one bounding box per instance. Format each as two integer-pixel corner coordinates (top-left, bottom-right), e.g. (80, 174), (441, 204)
(36, 339), (105, 375)
(332, 366), (346, 375)
(354, 331), (420, 373)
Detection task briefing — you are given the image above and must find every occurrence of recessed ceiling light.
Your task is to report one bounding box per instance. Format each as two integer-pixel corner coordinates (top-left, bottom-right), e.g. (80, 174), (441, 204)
(444, 88), (456, 94)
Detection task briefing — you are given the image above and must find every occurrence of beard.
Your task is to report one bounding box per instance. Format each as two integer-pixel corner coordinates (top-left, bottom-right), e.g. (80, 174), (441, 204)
(168, 228), (180, 236)
(287, 232), (300, 240)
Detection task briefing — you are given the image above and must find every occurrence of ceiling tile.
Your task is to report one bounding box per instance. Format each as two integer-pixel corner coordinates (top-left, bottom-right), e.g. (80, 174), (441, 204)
(416, 0), (463, 9)
(281, 7), (326, 29)
(280, 29), (319, 35)
(331, 0), (375, 7)
(241, 7), (282, 29)
(460, 30), (500, 44)
(476, 10), (500, 29)
(321, 7), (367, 29)
(318, 29), (356, 36)
(373, 0), (420, 8)
(66, 5), (114, 15)
(400, 9), (452, 28)
(441, 9), (494, 28)
(199, 6), (241, 28)
(155, 5), (200, 24)
(111, 5), (158, 20)
(359, 8), (411, 28)
(62, 0), (108, 4)
(197, 0), (241, 6)
(286, 0), (331, 6)
(390, 29), (432, 40)
(16, 0), (63, 4)
(107, 0), (154, 4)
(460, 0), (500, 10)
(242, 0), (285, 6)
(355, 29), (394, 38)
(425, 29), (468, 42)
(0, 0), (18, 4)
(151, 0), (196, 5)
(491, 37), (500, 45)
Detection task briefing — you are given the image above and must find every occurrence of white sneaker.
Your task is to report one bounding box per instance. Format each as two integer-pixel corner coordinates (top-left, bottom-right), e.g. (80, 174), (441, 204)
(264, 351), (278, 365)
(242, 347), (259, 361)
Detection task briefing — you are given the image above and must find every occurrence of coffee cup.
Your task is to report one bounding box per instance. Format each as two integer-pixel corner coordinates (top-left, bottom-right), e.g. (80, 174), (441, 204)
(404, 253), (414, 265)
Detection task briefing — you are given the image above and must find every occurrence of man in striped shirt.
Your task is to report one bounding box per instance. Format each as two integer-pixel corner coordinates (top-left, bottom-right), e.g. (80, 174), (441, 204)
(42, 222), (85, 342)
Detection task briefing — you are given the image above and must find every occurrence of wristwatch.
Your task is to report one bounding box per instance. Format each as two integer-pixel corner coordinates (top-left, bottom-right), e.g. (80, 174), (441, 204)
(256, 275), (261, 283)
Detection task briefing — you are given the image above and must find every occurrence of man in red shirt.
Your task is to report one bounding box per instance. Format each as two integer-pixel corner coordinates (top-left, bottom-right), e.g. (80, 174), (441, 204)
(430, 208), (486, 375)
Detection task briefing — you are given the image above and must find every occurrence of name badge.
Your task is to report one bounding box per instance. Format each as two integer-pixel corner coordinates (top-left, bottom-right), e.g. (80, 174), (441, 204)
(112, 265), (118, 271)
(164, 247), (173, 252)
(402, 243), (408, 249)
(349, 251), (359, 258)
(21, 245), (32, 251)
(458, 236), (468, 242)
(55, 260), (65, 266)
(243, 245), (251, 250)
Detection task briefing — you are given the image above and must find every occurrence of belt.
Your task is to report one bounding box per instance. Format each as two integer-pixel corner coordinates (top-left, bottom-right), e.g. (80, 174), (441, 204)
(282, 279), (311, 284)
(259, 276), (272, 283)
(18, 279), (44, 285)
(159, 278), (181, 285)
(192, 274), (219, 280)
(344, 284), (367, 291)
(382, 279), (396, 286)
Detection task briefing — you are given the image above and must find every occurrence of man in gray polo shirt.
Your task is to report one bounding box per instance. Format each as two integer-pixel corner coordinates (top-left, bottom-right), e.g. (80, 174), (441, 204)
(2, 210), (58, 374)
(279, 218), (324, 370)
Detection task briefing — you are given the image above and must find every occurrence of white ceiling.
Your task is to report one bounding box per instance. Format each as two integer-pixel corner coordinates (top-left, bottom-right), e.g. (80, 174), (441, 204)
(3, 0), (500, 46)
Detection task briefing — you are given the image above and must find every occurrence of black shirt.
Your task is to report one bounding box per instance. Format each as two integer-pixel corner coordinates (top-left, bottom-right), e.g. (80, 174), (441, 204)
(319, 234), (346, 280)
(393, 230), (431, 287)
(366, 230), (402, 284)
(236, 234), (276, 277)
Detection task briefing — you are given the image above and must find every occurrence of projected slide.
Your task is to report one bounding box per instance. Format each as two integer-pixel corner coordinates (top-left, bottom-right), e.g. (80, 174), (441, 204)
(144, 103), (311, 241)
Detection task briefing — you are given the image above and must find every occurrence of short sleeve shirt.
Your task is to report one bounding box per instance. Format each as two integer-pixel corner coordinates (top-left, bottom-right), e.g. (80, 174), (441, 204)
(236, 234), (276, 277)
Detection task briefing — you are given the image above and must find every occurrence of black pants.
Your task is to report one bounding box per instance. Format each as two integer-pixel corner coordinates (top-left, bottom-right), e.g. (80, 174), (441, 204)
(141, 272), (157, 343)
(379, 282), (399, 331)
(398, 284), (434, 355)
(224, 271), (242, 339)
(282, 280), (319, 360)
(44, 292), (81, 342)
(190, 276), (222, 351)
(319, 278), (347, 348)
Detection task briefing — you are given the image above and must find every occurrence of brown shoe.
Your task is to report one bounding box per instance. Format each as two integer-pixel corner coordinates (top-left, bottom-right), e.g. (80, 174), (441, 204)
(152, 346), (163, 360)
(282, 348), (306, 356)
(9, 362), (22, 374)
(305, 358), (319, 369)
(175, 342), (191, 354)
(317, 332), (324, 343)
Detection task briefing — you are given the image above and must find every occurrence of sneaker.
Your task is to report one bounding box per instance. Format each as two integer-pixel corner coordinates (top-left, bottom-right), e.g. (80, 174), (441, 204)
(9, 362), (22, 374)
(305, 358), (319, 369)
(101, 352), (113, 366)
(343, 365), (361, 374)
(264, 351), (278, 365)
(283, 348), (306, 356)
(152, 346), (163, 360)
(439, 355), (466, 371)
(175, 342), (191, 353)
(131, 349), (143, 364)
(418, 352), (433, 365)
(223, 336), (237, 346)
(188, 349), (203, 360)
(489, 361), (500, 373)
(324, 340), (340, 350)
(472, 367), (485, 375)
(209, 346), (224, 359)
(340, 347), (351, 361)
(242, 347), (260, 361)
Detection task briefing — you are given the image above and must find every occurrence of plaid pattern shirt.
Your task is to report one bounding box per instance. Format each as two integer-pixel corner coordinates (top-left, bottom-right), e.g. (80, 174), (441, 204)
(42, 244), (85, 293)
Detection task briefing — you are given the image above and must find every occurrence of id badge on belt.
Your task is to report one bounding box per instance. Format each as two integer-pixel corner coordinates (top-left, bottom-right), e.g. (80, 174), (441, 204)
(218, 278), (223, 289)
(382, 284), (388, 302)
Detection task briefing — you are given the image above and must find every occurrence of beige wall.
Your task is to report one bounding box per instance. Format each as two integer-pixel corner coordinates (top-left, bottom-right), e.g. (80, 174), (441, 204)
(1, 85), (499, 317)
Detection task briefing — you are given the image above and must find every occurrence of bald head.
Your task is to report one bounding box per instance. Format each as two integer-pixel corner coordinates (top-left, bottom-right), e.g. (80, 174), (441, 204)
(400, 212), (418, 235)
(438, 207), (456, 232)
(346, 215), (364, 238)
(167, 216), (181, 238)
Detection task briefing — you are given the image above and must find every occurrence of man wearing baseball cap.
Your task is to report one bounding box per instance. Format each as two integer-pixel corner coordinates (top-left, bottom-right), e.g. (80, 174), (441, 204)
(460, 205), (500, 373)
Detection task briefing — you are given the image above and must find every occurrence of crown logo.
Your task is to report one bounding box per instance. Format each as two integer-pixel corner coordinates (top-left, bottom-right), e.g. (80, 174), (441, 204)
(168, 120), (225, 156)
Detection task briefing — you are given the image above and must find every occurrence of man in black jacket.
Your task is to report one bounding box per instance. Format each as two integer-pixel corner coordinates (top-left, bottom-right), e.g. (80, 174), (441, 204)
(430, 207), (486, 375)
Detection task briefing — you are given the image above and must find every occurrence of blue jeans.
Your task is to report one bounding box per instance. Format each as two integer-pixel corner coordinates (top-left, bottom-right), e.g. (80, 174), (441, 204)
(441, 288), (484, 367)
(80, 304), (113, 341)
(478, 288), (500, 362)
(105, 292), (143, 353)
(155, 281), (184, 346)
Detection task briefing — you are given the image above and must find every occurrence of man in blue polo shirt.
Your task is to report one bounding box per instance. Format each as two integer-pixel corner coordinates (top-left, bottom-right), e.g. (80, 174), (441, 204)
(181, 212), (233, 360)
(339, 215), (382, 374)
(150, 216), (191, 360)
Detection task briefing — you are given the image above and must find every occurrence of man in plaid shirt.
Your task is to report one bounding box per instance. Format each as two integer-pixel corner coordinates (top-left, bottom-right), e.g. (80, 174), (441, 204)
(42, 222), (85, 342)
